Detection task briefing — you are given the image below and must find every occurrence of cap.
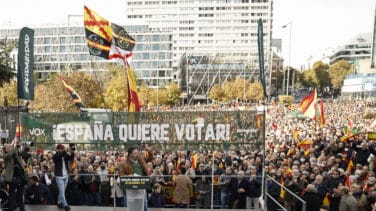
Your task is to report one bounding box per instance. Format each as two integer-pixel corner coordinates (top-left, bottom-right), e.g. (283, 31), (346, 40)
(56, 144), (65, 150)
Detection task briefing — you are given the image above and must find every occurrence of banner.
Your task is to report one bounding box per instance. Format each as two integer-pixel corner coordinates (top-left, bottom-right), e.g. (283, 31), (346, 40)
(257, 18), (266, 97)
(20, 111), (262, 151)
(17, 27), (34, 100)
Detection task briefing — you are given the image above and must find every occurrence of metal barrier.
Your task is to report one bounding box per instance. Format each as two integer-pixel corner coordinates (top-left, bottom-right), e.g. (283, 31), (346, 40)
(264, 175), (306, 211)
(9, 173), (263, 210)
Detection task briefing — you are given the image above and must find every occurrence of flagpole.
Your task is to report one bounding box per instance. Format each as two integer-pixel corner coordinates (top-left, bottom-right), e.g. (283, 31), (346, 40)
(114, 47), (132, 112)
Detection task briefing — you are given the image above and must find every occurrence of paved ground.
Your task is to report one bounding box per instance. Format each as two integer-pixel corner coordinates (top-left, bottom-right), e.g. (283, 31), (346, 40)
(24, 205), (260, 210)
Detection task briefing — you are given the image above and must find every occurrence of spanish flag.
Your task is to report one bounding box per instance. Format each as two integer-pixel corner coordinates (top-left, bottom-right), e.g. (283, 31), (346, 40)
(345, 175), (351, 188)
(322, 194), (330, 207)
(15, 124), (22, 137)
(59, 77), (84, 109)
(298, 140), (312, 156)
(298, 89), (317, 119)
(191, 153), (199, 169)
(84, 6), (112, 59)
(280, 177), (285, 200)
(346, 159), (354, 172)
(126, 65), (141, 112)
(319, 98), (325, 127)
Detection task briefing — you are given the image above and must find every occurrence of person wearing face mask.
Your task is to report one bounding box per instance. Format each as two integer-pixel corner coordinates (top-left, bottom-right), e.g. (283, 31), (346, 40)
(352, 184), (367, 211)
(97, 160), (111, 206)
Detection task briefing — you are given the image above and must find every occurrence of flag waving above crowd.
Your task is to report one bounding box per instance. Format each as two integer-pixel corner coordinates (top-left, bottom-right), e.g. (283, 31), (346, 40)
(110, 23), (136, 59)
(298, 89), (317, 119)
(83, 6), (140, 112)
(84, 6), (112, 59)
(59, 77), (85, 109)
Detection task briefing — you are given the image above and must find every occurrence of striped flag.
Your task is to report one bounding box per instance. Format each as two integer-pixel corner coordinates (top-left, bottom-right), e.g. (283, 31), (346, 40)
(280, 177), (285, 200)
(319, 98), (325, 127)
(15, 124), (22, 137)
(346, 159), (354, 172)
(190, 152), (199, 170)
(126, 65), (141, 112)
(297, 139), (312, 156)
(84, 6), (112, 59)
(298, 89), (317, 118)
(59, 77), (84, 109)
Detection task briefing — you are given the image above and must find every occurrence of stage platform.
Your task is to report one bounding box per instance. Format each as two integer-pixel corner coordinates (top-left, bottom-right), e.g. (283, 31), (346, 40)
(24, 205), (259, 210)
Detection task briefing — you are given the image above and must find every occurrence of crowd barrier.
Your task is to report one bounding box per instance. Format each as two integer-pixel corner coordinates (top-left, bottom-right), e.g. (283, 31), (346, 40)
(264, 175), (306, 211)
(0, 173), (264, 210)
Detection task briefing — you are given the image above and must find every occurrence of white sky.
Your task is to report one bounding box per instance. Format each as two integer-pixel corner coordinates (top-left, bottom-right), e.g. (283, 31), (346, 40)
(0, 0), (375, 68)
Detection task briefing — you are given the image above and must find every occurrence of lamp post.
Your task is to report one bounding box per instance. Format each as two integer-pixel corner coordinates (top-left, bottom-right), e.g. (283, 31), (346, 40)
(282, 21), (292, 95)
(3, 97), (8, 143)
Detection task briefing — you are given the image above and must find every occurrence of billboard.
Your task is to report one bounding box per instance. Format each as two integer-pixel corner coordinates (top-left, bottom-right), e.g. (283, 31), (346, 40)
(20, 111), (264, 151)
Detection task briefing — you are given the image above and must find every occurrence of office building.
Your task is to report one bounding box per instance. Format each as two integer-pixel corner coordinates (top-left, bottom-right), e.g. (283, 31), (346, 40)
(125, 0), (274, 99)
(0, 25), (174, 86)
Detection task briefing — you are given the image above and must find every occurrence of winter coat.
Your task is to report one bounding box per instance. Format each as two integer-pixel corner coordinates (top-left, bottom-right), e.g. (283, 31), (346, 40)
(173, 174), (192, 205)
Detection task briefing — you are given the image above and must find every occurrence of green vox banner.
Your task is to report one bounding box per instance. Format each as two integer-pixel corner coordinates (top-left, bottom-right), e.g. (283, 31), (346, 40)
(20, 111), (264, 150)
(17, 27), (35, 100)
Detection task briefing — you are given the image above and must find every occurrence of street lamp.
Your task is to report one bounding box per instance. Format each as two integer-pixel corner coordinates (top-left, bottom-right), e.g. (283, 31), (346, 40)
(282, 21), (292, 95)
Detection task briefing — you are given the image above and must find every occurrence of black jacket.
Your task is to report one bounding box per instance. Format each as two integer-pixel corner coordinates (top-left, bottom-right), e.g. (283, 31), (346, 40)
(151, 192), (165, 208)
(301, 192), (322, 211)
(53, 150), (74, 177)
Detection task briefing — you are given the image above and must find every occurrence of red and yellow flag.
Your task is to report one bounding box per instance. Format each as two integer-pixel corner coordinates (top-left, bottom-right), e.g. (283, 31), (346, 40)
(298, 139), (312, 156)
(15, 124), (22, 137)
(346, 159), (354, 172)
(191, 153), (199, 169)
(84, 6), (112, 59)
(319, 98), (325, 127)
(323, 194), (330, 207)
(280, 177), (285, 200)
(126, 65), (141, 112)
(59, 77), (84, 109)
(298, 89), (317, 119)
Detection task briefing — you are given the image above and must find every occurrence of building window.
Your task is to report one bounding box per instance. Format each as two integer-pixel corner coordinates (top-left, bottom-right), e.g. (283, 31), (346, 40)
(59, 37), (66, 43)
(60, 46), (66, 52)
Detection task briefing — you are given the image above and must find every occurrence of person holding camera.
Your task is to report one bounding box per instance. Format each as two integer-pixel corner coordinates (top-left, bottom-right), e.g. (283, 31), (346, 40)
(53, 144), (74, 211)
(4, 141), (27, 211)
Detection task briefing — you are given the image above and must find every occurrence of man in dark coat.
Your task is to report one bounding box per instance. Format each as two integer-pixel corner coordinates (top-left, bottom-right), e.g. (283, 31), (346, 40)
(4, 142), (26, 211)
(353, 140), (375, 166)
(228, 170), (249, 209)
(25, 175), (49, 204)
(301, 184), (322, 211)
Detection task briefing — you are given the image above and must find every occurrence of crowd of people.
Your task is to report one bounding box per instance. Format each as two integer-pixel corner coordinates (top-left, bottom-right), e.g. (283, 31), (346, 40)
(0, 98), (375, 211)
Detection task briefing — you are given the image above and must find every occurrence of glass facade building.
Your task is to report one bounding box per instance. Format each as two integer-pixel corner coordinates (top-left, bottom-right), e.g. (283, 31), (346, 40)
(0, 25), (174, 86)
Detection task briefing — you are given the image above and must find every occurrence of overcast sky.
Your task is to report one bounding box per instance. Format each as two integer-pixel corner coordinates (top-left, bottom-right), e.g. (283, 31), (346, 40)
(0, 0), (374, 68)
